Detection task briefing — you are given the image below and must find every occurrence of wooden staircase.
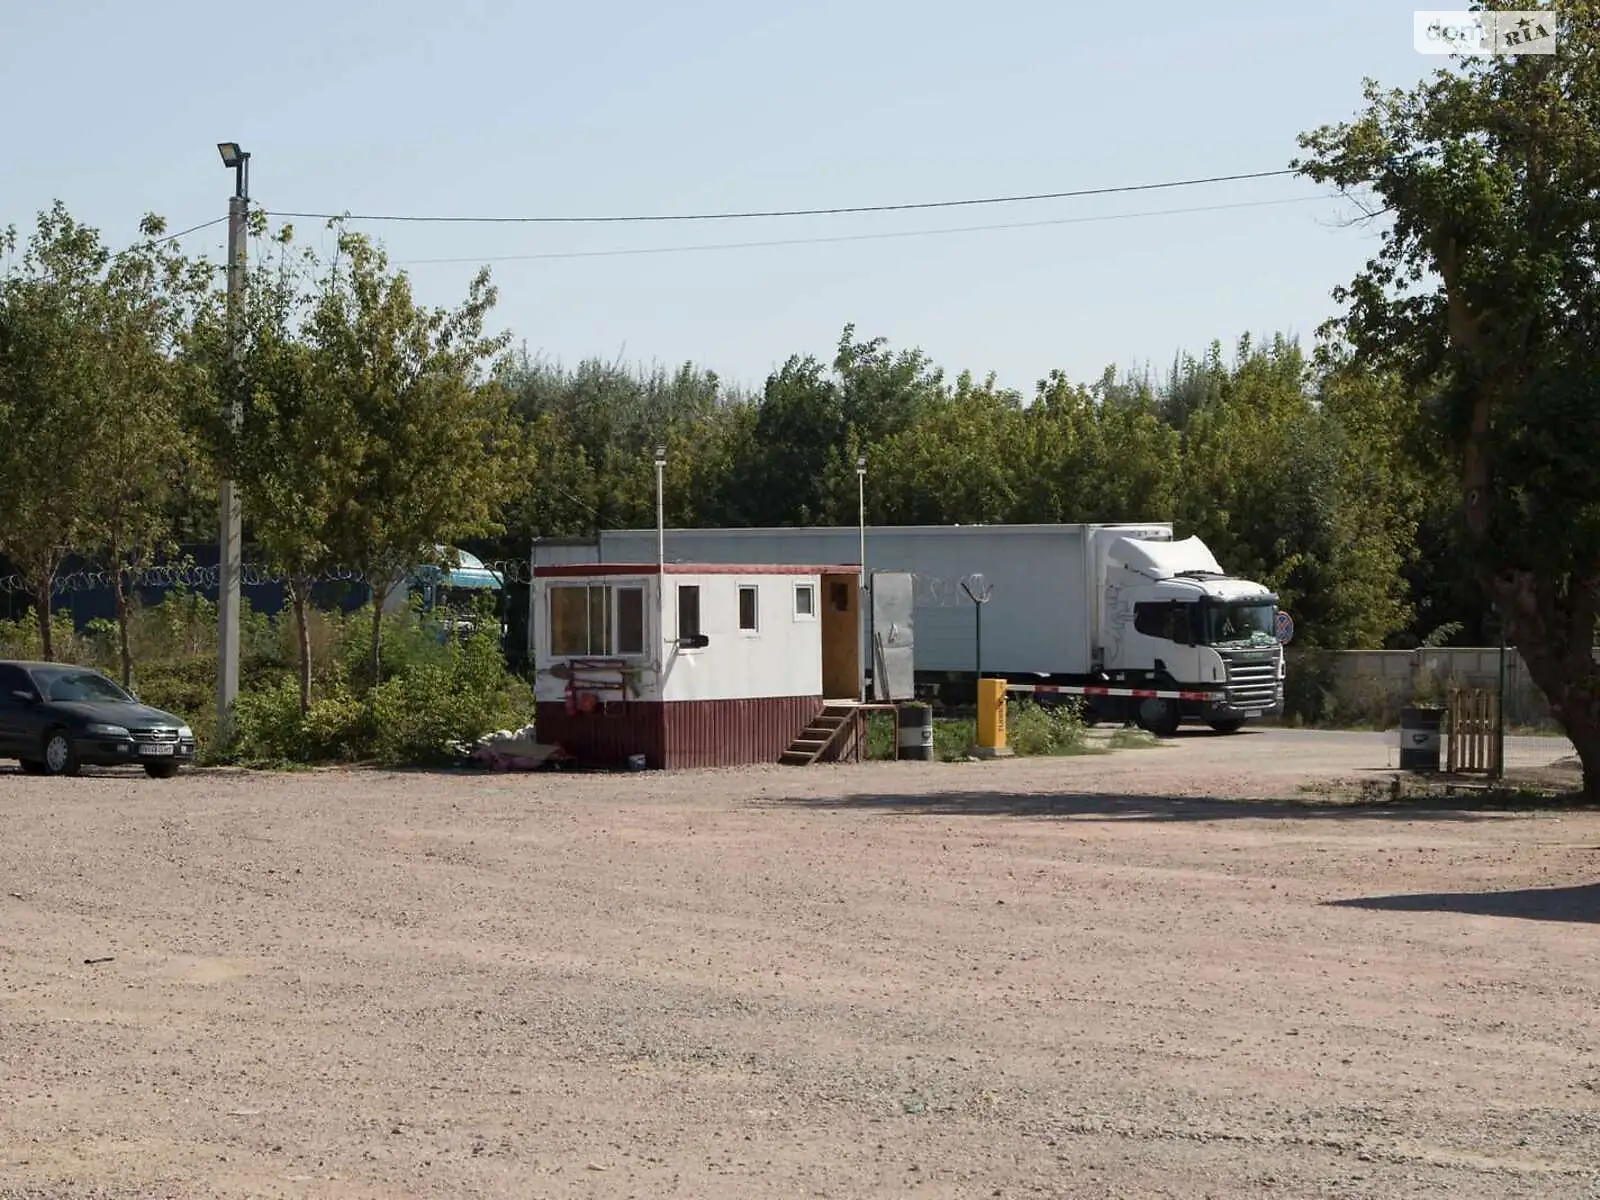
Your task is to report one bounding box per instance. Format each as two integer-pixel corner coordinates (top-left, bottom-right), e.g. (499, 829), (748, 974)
(780, 702), (861, 766)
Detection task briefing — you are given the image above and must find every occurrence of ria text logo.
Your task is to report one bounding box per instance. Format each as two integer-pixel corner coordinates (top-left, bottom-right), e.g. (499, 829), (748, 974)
(1414, 9), (1558, 54)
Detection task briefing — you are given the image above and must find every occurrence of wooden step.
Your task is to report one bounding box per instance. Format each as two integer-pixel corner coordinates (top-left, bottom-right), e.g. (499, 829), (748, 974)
(781, 705), (863, 765)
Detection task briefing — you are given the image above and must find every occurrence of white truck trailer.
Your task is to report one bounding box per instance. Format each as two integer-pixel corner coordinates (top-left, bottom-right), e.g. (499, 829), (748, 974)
(529, 523), (1285, 734)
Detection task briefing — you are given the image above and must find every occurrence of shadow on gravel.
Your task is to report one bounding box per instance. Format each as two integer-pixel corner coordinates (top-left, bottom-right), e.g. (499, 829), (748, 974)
(772, 791), (1507, 822)
(1327, 883), (1600, 924)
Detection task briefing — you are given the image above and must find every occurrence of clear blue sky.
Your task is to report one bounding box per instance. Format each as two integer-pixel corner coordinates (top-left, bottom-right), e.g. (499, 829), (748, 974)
(1, 0), (1435, 394)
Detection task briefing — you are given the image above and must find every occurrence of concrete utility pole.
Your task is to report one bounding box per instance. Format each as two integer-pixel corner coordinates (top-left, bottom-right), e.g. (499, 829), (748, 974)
(857, 454), (867, 702)
(216, 142), (250, 748)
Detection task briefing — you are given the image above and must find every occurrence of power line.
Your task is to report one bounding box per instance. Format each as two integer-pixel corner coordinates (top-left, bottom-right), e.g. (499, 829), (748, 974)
(395, 194), (1333, 266)
(263, 168), (1299, 227)
(150, 215), (228, 247)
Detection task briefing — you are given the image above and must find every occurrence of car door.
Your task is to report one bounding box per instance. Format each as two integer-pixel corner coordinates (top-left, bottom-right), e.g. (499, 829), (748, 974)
(0, 665), (35, 758)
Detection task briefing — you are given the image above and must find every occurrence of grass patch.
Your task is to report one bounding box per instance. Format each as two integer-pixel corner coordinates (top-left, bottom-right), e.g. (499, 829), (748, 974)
(861, 700), (1087, 761)
(1107, 727), (1161, 750)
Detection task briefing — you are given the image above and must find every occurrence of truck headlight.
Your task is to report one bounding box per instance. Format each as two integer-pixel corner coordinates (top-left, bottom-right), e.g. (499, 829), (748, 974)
(86, 723), (131, 738)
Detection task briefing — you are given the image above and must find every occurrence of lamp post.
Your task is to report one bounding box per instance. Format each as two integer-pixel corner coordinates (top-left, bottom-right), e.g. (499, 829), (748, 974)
(857, 454), (867, 702)
(655, 444), (667, 650)
(216, 141), (249, 749)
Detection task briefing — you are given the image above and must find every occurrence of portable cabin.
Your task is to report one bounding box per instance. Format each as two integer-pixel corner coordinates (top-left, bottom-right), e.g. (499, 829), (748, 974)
(532, 562), (862, 768)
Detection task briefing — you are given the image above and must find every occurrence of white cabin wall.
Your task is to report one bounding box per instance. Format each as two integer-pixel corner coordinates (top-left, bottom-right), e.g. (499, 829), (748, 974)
(661, 572), (823, 701)
(532, 574), (664, 704)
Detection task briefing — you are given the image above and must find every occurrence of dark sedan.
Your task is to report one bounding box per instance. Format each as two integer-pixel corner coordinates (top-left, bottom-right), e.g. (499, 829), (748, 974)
(0, 661), (196, 778)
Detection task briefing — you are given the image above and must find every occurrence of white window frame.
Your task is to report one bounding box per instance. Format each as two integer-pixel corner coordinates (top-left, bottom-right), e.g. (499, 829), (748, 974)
(676, 582), (704, 650)
(793, 581), (817, 621)
(546, 581), (649, 659)
(613, 584), (648, 657)
(737, 582), (761, 635)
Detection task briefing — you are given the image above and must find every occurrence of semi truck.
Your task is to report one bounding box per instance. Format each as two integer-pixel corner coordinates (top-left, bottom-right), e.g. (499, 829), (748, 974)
(529, 523), (1285, 735)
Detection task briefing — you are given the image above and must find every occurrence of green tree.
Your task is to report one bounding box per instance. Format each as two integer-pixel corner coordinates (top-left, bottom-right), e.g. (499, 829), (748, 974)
(89, 217), (214, 686)
(309, 229), (519, 684)
(190, 223), (352, 716)
(1296, 1), (1600, 790)
(0, 203), (110, 659)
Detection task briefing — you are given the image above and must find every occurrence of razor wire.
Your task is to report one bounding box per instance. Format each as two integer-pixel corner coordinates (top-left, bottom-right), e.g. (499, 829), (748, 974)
(0, 558), (539, 597)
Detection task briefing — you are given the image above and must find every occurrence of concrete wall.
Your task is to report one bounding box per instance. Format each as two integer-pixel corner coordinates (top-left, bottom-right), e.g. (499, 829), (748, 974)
(1287, 646), (1600, 728)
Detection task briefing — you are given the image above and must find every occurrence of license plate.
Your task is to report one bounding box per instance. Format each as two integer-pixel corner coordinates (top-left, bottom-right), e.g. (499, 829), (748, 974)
(1243, 710), (1262, 718)
(139, 743), (176, 756)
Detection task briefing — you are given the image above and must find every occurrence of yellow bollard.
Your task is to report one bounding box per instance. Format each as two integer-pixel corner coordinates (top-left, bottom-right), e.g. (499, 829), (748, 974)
(973, 678), (1014, 758)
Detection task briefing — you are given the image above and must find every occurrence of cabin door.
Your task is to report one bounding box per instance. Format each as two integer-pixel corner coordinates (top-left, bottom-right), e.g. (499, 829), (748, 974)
(820, 572), (861, 700)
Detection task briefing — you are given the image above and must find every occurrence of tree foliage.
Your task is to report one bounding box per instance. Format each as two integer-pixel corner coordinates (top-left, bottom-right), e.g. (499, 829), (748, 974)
(1294, 0), (1600, 792)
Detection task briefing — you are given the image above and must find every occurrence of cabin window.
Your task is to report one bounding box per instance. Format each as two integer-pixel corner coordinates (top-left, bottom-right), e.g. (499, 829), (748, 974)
(794, 583), (815, 619)
(677, 585), (701, 641)
(738, 585), (759, 632)
(615, 587), (645, 655)
(549, 583), (645, 657)
(550, 585), (611, 656)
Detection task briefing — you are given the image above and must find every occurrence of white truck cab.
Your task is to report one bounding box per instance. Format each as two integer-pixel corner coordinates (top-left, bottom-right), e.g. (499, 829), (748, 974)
(1097, 534), (1285, 733)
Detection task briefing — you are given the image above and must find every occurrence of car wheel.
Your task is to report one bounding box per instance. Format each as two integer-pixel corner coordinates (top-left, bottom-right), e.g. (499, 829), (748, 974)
(1208, 719), (1247, 735)
(143, 762), (180, 780)
(41, 729), (81, 777)
(18, 759), (46, 775)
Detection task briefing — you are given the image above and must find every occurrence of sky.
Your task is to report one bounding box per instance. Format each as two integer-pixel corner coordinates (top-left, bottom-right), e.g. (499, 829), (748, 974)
(0, 0), (1441, 395)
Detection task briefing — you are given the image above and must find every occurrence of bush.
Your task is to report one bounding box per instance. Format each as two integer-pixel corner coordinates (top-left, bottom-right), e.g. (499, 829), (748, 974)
(1007, 699), (1086, 756)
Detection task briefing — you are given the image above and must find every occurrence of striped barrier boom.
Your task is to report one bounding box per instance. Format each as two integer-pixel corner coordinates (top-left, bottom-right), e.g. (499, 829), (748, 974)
(1006, 682), (1222, 702)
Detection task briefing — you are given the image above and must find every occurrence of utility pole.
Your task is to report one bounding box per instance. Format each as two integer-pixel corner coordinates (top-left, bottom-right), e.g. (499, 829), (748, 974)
(216, 143), (249, 749)
(857, 454), (867, 702)
(655, 444), (667, 650)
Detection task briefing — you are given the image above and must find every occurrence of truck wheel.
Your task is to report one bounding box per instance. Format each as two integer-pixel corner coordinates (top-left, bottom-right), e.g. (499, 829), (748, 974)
(1135, 698), (1181, 738)
(1208, 719), (1246, 735)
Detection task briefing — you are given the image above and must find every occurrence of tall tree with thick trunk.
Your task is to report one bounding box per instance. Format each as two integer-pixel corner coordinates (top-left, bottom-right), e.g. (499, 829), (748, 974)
(1295, 0), (1600, 793)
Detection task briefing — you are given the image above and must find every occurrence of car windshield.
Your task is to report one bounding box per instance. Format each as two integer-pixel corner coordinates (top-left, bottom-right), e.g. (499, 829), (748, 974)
(1203, 601), (1278, 648)
(34, 668), (135, 704)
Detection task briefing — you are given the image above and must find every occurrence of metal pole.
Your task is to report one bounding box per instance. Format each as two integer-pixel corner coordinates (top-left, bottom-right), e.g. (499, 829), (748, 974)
(976, 599), (982, 682)
(1495, 626), (1507, 780)
(217, 151), (249, 749)
(857, 455), (867, 703)
(654, 445), (666, 657)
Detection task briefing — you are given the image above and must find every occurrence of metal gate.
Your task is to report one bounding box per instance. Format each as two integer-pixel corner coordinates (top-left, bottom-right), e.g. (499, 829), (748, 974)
(870, 571), (915, 701)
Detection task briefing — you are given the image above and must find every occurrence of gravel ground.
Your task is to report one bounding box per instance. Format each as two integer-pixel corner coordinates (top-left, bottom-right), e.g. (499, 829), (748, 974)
(2, 731), (1597, 1199)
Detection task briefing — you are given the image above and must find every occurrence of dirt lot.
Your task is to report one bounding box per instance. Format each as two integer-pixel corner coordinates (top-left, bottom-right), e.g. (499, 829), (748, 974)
(2, 731), (1597, 1199)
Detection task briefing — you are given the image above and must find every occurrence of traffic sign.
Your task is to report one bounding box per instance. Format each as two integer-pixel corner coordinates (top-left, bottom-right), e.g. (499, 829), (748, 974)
(1275, 610), (1295, 644)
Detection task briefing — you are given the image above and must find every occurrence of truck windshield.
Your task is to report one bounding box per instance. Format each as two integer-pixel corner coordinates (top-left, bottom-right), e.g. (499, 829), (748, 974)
(1203, 602), (1277, 648)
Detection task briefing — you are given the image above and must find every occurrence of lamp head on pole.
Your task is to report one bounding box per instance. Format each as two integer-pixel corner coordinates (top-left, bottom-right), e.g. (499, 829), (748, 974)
(654, 444), (666, 468)
(856, 454), (866, 477)
(217, 141), (250, 199)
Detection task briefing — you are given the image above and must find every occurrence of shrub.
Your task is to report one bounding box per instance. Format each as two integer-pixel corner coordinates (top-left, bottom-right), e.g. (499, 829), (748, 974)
(1007, 699), (1086, 756)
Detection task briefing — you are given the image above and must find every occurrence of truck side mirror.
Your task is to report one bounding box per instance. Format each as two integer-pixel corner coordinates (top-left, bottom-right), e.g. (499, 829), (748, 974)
(680, 633), (710, 649)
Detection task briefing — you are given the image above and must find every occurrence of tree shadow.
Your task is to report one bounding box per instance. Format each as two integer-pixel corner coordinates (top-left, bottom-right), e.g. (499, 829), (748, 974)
(1327, 883), (1600, 924)
(771, 790), (1504, 822)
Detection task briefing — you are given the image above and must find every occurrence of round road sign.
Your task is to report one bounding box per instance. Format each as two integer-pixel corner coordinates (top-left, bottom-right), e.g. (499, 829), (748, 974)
(1274, 610), (1295, 644)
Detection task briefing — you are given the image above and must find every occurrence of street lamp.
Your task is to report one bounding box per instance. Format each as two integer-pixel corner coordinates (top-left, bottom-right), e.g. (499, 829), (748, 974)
(216, 141), (250, 751)
(857, 454), (867, 702)
(655, 445), (667, 655)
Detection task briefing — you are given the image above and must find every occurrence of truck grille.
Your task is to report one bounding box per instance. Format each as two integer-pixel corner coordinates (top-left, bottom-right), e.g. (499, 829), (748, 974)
(1219, 652), (1281, 710)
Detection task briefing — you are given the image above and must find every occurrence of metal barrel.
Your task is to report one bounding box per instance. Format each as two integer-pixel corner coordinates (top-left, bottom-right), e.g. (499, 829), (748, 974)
(896, 703), (934, 761)
(1399, 706), (1443, 772)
